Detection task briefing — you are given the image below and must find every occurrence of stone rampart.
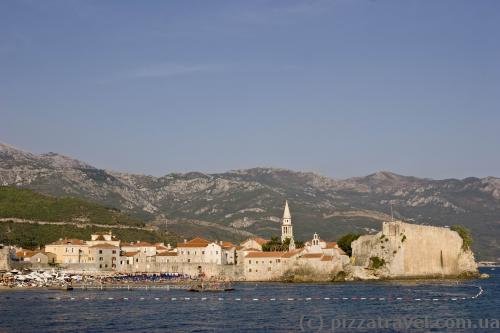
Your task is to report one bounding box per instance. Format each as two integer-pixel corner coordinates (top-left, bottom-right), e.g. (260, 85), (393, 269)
(352, 221), (478, 278)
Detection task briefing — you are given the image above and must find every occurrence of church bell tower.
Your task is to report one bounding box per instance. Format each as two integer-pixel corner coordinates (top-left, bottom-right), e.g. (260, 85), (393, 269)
(281, 200), (295, 250)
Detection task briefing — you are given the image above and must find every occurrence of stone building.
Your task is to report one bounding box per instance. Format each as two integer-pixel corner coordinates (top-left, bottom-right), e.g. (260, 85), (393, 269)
(44, 239), (89, 264)
(155, 251), (178, 264)
(30, 252), (56, 266)
(221, 242), (237, 264)
(89, 243), (119, 270)
(303, 233), (343, 256)
(86, 232), (120, 247)
(240, 237), (268, 251)
(244, 250), (303, 281)
(15, 249), (38, 261)
(0, 244), (13, 271)
(177, 237), (210, 263)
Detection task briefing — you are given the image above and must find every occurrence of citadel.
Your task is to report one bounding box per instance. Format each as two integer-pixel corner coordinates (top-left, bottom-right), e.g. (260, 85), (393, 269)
(1, 201), (478, 281)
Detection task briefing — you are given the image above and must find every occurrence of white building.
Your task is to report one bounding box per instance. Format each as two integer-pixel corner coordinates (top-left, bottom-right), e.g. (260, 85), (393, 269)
(86, 232), (120, 247)
(177, 237), (210, 263)
(121, 241), (157, 258)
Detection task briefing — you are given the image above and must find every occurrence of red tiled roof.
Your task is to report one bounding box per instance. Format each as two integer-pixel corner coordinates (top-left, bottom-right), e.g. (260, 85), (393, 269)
(242, 237), (268, 246)
(321, 255), (333, 261)
(122, 251), (139, 257)
(245, 251), (285, 258)
(90, 243), (119, 249)
(16, 250), (37, 258)
(221, 241), (235, 249)
(253, 237), (268, 245)
(49, 239), (86, 246)
(135, 241), (153, 246)
(282, 249), (303, 258)
(325, 242), (338, 249)
(301, 253), (323, 259)
(177, 237), (210, 248)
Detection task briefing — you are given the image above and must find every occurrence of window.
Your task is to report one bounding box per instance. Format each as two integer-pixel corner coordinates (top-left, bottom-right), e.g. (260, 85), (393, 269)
(202, 251), (205, 255)
(187, 251), (190, 255)
(71, 248), (74, 253)
(276, 259), (281, 263)
(216, 251), (218, 255)
(105, 264), (108, 268)
(65, 248), (68, 253)
(136, 258), (139, 262)
(99, 264), (102, 268)
(249, 260), (251, 264)
(248, 268), (252, 272)
(269, 260), (272, 264)
(99, 250), (103, 254)
(188, 259), (191, 263)
(99, 257), (103, 261)
(112, 250), (116, 254)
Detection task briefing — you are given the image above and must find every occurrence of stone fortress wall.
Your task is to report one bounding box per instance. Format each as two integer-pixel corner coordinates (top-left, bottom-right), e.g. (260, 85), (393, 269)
(63, 261), (245, 280)
(352, 221), (478, 278)
(0, 245), (11, 271)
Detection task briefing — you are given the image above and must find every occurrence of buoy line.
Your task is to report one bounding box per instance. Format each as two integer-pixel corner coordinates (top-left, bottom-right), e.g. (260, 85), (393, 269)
(0, 285), (484, 303)
(0, 294), (480, 303)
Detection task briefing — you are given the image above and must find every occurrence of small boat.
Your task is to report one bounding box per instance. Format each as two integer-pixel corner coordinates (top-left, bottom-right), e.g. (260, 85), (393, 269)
(188, 285), (234, 292)
(187, 271), (234, 292)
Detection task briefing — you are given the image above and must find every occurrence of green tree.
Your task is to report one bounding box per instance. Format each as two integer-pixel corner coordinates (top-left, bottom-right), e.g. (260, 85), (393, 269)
(262, 236), (304, 251)
(337, 233), (362, 257)
(262, 236), (283, 251)
(450, 225), (472, 251)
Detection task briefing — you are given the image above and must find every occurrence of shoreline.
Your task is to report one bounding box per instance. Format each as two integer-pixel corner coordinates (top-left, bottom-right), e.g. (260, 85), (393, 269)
(0, 275), (486, 292)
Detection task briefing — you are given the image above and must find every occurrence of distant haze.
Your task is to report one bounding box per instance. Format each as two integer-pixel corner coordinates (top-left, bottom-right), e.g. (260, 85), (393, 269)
(1, 1), (499, 179)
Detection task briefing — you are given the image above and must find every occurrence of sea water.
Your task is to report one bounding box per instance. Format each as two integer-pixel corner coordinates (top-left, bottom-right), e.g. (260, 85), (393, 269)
(0, 268), (498, 332)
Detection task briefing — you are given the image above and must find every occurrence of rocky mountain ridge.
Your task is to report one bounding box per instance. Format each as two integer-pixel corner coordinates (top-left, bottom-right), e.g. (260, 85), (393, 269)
(1, 142), (499, 259)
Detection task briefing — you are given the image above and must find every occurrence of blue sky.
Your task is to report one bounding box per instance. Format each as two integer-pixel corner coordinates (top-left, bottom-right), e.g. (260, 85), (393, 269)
(1, 0), (499, 179)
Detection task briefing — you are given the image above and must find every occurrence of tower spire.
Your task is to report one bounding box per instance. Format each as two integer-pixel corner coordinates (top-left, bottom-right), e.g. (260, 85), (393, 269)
(281, 200), (295, 250)
(283, 200), (291, 219)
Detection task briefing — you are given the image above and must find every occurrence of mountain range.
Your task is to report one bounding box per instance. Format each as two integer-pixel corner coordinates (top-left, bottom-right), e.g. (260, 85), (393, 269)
(1, 142), (499, 260)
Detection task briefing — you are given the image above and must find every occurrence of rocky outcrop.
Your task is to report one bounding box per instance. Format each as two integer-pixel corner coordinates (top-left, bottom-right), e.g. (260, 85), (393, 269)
(351, 221), (478, 279)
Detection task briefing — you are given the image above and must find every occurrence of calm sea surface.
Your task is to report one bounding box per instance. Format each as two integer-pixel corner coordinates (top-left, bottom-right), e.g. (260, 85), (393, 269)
(0, 268), (498, 333)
